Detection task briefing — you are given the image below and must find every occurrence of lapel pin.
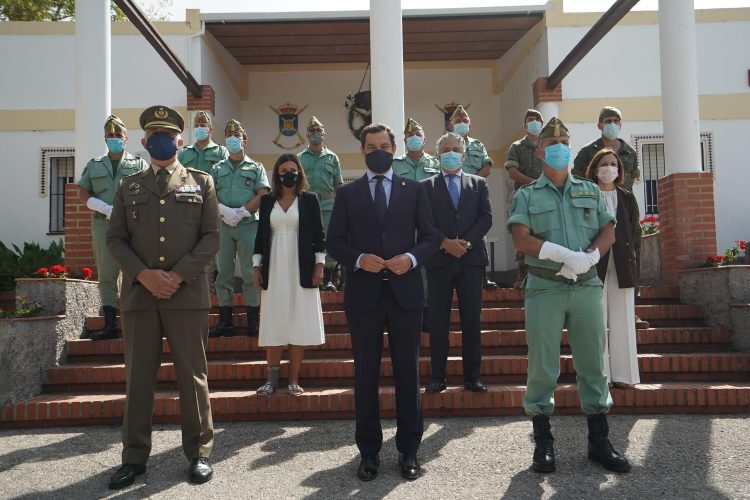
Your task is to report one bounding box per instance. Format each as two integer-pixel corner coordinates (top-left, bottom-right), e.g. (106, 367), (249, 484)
(401, 181), (406, 186)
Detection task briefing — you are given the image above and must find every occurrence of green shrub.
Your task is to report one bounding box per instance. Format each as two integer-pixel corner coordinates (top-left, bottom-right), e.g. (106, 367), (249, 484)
(0, 240), (64, 291)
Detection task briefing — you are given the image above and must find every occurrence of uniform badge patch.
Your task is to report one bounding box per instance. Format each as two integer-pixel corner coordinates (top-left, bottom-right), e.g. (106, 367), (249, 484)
(176, 185), (201, 194)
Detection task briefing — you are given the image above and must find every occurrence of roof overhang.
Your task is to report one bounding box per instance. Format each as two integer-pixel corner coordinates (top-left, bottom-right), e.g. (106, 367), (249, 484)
(204, 7), (545, 65)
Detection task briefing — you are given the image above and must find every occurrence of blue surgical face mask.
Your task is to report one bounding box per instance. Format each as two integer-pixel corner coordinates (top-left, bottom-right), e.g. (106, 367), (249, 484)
(453, 122), (470, 136)
(309, 132), (323, 145)
(543, 143), (571, 170)
(146, 133), (178, 161)
(365, 149), (394, 174)
(193, 126), (209, 141)
(440, 151), (463, 171)
(602, 122), (620, 140)
(226, 135), (243, 154)
(405, 135), (424, 152)
(106, 138), (125, 154)
(526, 120), (542, 136)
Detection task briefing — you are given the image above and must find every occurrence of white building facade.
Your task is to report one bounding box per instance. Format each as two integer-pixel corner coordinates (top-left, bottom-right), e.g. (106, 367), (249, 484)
(0, 1), (747, 277)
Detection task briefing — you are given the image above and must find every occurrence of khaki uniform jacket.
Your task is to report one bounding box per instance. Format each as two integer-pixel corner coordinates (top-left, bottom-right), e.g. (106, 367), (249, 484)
(107, 163), (220, 312)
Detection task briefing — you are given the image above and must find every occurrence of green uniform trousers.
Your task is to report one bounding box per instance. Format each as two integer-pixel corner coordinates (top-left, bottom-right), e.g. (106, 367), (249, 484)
(92, 218), (119, 307)
(215, 221), (260, 307)
(321, 208), (336, 269)
(121, 308), (214, 465)
(523, 285), (613, 416)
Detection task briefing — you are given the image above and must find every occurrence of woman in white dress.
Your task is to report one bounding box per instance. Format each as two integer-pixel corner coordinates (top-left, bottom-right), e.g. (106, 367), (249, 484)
(252, 154), (326, 395)
(586, 149), (642, 387)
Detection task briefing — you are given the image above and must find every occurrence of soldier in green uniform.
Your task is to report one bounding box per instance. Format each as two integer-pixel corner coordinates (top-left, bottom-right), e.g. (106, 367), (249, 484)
(508, 117), (631, 475)
(77, 115), (149, 340)
(572, 106), (647, 328)
(572, 106), (640, 192)
(449, 105), (497, 288)
(209, 119), (271, 337)
(298, 116), (343, 291)
(505, 109), (545, 288)
(177, 111), (229, 173)
(391, 117), (440, 181)
(106, 105), (220, 488)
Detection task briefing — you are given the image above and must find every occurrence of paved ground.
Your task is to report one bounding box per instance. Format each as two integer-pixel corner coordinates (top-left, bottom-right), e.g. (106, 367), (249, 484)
(0, 415), (748, 499)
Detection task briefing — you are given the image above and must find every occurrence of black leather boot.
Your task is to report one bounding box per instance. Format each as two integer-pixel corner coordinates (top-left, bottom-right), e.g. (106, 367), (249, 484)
(531, 415), (555, 473)
(208, 306), (234, 338)
(483, 270), (498, 289)
(90, 305), (120, 341)
(320, 268), (337, 292)
(587, 413), (631, 473)
(247, 306), (259, 337)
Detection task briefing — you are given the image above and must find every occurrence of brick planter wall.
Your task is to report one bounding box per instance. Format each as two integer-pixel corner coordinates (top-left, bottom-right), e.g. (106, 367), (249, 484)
(64, 183), (96, 277)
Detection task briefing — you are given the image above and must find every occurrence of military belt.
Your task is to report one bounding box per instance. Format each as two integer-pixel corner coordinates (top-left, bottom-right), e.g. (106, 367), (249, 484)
(318, 192), (335, 201)
(93, 212), (108, 220)
(528, 266), (598, 285)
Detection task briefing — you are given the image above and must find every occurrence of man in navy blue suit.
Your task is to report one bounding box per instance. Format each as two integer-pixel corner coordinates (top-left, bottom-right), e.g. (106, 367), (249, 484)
(422, 132), (493, 394)
(327, 123), (438, 481)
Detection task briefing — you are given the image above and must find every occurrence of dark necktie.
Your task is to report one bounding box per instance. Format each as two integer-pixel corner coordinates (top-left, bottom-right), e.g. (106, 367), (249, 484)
(448, 174), (460, 210)
(156, 168), (169, 193)
(374, 175), (387, 227)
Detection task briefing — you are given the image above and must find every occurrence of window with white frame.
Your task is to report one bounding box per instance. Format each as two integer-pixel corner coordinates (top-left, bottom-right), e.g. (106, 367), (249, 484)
(48, 154), (75, 234)
(632, 132), (714, 215)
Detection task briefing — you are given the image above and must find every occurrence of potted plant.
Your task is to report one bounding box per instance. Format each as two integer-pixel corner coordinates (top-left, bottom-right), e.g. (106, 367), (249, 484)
(639, 216), (660, 284)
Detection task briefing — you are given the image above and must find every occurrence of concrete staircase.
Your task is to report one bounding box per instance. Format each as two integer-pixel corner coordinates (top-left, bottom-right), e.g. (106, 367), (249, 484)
(2, 286), (749, 427)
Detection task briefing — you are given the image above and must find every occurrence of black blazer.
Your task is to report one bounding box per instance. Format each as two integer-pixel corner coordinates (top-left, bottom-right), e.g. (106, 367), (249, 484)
(422, 172), (492, 269)
(596, 186), (641, 288)
(253, 191), (326, 289)
(326, 173), (439, 311)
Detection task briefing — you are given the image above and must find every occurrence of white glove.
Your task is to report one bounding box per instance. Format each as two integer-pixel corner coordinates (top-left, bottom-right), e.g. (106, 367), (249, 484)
(562, 248), (601, 275)
(236, 207), (252, 219)
(556, 264), (578, 282)
(86, 197), (113, 220)
(218, 203), (242, 227)
(538, 241), (574, 263)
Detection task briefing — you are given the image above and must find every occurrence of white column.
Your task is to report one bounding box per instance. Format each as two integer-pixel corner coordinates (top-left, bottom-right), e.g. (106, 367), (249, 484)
(658, 0), (702, 174)
(370, 0), (405, 155)
(75, 0), (111, 174)
(536, 101), (559, 123)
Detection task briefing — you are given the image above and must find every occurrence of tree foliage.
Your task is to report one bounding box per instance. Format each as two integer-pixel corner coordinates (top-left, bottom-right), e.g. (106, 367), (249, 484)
(0, 0), (173, 22)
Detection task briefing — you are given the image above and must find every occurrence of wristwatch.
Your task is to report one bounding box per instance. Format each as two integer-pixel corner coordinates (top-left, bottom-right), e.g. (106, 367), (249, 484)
(466, 241), (473, 250)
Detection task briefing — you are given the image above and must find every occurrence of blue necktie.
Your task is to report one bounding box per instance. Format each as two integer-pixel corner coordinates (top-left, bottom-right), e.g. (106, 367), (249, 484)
(374, 175), (387, 227)
(448, 174), (460, 210)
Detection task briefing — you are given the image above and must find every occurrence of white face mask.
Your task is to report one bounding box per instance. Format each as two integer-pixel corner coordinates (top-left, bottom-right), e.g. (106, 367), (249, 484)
(597, 165), (619, 184)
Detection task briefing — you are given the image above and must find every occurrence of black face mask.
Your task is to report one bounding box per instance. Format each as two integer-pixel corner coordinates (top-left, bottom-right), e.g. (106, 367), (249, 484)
(280, 171), (300, 188)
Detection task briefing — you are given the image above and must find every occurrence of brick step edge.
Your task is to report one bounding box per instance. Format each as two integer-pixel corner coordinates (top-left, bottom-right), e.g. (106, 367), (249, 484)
(4, 383), (750, 426)
(67, 328), (730, 358)
(45, 352), (750, 387)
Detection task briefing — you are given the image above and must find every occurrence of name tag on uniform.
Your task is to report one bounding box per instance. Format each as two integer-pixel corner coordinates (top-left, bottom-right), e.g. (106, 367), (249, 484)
(176, 185), (201, 194)
(241, 166), (252, 170)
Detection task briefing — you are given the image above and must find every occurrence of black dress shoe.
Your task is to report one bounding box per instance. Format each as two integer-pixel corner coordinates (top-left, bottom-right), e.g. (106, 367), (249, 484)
(189, 457), (214, 484)
(108, 463), (146, 490)
(464, 380), (488, 392)
(357, 454), (380, 481)
(425, 380), (446, 393)
(398, 453), (422, 480)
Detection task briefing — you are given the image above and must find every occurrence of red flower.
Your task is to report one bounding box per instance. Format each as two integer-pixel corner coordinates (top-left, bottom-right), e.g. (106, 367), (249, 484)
(35, 267), (49, 275)
(706, 256), (715, 262)
(81, 267), (93, 279)
(716, 256), (724, 262)
(49, 264), (65, 275)
(736, 240), (747, 251)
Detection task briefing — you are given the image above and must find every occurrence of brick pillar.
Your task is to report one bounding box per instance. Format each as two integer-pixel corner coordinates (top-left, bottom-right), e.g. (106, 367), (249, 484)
(186, 85), (215, 115)
(64, 183), (97, 277)
(657, 172), (717, 284)
(532, 77), (562, 106)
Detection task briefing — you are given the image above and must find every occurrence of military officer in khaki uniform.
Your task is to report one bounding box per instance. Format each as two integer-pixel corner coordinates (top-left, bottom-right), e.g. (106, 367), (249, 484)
(572, 106), (640, 192)
(504, 109), (545, 288)
(298, 116), (343, 291)
(508, 117), (630, 475)
(209, 119), (271, 337)
(449, 105), (497, 288)
(77, 115), (149, 340)
(392, 117), (440, 181)
(178, 111), (229, 173)
(106, 105), (220, 488)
